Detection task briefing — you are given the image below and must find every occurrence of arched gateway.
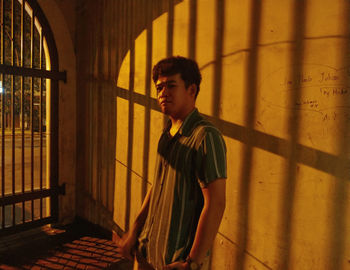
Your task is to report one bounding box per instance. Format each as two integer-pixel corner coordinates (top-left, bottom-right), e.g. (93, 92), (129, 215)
(0, 0), (65, 235)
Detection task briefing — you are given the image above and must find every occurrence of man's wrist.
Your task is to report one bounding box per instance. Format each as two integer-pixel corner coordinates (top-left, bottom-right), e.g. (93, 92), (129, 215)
(185, 256), (202, 270)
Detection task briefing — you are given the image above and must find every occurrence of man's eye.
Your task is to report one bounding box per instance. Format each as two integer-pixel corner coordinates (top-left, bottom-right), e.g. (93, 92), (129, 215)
(156, 83), (176, 92)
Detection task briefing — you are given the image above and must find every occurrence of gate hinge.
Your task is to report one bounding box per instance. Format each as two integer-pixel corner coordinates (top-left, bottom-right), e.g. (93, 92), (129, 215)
(58, 183), (66, 195)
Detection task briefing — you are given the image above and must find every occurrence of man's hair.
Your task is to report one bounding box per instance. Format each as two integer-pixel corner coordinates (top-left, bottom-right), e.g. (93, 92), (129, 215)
(152, 56), (202, 98)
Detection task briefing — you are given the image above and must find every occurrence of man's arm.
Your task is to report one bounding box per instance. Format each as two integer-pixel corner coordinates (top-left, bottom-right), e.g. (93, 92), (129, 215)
(117, 186), (153, 260)
(189, 178), (226, 264)
(164, 178), (226, 269)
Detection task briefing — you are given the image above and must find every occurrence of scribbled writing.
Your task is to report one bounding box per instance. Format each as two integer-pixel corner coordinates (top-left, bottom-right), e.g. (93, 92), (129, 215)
(282, 74), (312, 86)
(319, 72), (339, 83)
(320, 87), (348, 97)
(322, 111), (350, 122)
(282, 71), (341, 87)
(295, 99), (319, 108)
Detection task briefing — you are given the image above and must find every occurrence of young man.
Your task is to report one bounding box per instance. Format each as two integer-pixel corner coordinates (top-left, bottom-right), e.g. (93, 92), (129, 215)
(118, 56), (227, 270)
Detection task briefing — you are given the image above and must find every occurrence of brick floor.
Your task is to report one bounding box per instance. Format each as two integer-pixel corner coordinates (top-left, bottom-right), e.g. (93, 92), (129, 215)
(0, 222), (133, 270)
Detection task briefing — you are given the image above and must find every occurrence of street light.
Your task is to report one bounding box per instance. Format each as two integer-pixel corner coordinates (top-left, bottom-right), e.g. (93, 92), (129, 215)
(0, 80), (3, 94)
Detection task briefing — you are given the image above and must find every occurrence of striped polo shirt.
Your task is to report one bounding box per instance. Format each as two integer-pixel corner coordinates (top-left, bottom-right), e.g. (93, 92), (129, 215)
(138, 108), (227, 269)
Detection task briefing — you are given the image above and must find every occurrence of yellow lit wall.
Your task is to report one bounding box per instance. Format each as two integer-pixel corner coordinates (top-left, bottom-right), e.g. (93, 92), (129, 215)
(75, 0), (350, 269)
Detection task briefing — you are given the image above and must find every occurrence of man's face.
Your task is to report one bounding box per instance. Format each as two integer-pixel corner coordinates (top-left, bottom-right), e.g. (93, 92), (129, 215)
(155, 73), (196, 119)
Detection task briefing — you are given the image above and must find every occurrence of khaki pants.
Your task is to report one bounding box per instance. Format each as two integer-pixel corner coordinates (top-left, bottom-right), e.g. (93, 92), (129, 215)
(133, 250), (155, 270)
(132, 251), (210, 270)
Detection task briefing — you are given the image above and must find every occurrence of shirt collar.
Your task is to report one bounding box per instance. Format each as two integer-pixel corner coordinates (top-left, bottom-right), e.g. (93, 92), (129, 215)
(165, 108), (201, 137)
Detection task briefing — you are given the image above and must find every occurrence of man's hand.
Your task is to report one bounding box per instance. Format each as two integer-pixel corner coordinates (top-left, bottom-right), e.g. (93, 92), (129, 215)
(163, 261), (189, 270)
(116, 231), (137, 261)
(116, 187), (153, 261)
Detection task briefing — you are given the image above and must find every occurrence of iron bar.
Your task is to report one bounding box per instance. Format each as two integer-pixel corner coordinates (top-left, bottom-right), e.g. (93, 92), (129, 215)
(0, 216), (55, 236)
(30, 7), (34, 222)
(39, 30), (42, 219)
(1, 0), (5, 229)
(11, 0), (15, 227)
(0, 185), (64, 206)
(0, 64), (66, 81)
(21, 0), (25, 224)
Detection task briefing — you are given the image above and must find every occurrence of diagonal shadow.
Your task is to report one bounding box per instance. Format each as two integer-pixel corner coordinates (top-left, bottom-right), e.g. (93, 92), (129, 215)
(109, 84), (350, 183)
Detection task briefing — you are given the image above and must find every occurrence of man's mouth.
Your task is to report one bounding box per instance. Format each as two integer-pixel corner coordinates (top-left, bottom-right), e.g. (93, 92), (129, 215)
(160, 100), (170, 105)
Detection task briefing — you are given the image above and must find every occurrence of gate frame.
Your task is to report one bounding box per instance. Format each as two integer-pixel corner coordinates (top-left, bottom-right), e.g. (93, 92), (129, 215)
(0, 0), (66, 236)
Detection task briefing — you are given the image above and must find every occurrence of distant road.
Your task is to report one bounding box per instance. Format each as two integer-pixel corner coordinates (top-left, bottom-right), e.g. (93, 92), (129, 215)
(0, 134), (47, 195)
(0, 134), (46, 149)
(0, 134), (49, 228)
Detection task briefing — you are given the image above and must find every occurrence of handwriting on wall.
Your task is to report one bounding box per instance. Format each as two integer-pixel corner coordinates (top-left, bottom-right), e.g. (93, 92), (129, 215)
(260, 64), (350, 123)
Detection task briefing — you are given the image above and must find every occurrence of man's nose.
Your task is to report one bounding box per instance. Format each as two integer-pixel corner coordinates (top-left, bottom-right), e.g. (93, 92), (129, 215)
(158, 86), (169, 96)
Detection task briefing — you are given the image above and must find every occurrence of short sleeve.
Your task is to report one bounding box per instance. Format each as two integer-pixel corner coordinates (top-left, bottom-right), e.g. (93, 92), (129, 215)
(195, 127), (227, 187)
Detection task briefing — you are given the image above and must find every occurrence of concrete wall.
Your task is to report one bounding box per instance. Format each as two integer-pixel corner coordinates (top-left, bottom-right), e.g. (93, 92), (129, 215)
(74, 0), (350, 269)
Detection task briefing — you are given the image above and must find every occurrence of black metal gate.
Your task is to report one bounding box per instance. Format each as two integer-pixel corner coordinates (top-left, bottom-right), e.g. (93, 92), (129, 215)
(0, 0), (65, 235)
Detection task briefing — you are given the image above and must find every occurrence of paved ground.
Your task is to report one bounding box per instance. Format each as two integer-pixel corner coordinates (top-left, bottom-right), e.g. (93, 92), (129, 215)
(0, 222), (133, 269)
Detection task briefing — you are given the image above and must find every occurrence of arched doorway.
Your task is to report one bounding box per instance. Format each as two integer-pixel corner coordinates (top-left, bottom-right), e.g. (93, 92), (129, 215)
(0, 0), (65, 235)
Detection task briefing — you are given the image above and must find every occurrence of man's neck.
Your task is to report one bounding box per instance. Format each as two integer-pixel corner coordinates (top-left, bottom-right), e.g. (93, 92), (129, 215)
(169, 119), (183, 137)
(169, 107), (196, 136)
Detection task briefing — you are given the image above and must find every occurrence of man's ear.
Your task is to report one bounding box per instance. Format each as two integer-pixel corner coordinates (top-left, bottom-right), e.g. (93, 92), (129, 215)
(188, 84), (197, 97)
